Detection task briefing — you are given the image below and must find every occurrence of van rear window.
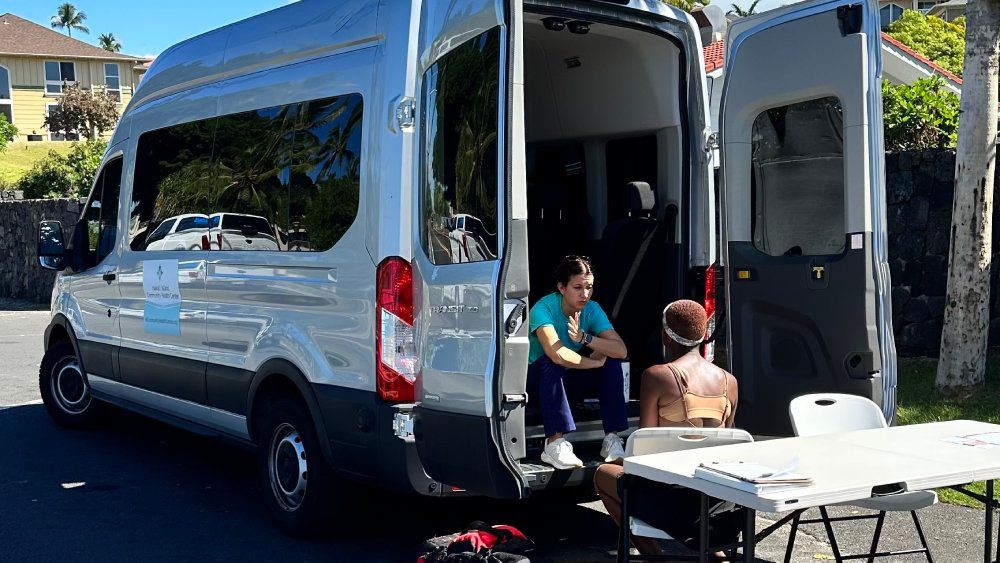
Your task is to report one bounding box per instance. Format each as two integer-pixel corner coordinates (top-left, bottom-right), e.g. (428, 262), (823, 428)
(419, 27), (501, 265)
(750, 96), (845, 257)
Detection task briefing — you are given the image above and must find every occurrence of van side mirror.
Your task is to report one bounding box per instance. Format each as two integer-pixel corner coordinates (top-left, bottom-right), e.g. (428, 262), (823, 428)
(38, 220), (67, 270)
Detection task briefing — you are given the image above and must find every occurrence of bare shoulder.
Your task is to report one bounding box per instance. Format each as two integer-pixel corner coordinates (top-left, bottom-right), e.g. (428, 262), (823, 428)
(642, 364), (680, 397)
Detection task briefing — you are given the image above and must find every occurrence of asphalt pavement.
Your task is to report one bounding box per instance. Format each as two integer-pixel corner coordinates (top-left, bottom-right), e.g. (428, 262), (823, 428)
(1, 304), (996, 562)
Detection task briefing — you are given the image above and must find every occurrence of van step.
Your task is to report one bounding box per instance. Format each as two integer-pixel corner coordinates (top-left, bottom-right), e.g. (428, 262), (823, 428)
(525, 416), (640, 443)
(520, 459), (604, 491)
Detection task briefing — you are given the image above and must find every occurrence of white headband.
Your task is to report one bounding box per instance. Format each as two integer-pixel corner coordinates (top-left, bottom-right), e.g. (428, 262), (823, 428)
(662, 303), (705, 347)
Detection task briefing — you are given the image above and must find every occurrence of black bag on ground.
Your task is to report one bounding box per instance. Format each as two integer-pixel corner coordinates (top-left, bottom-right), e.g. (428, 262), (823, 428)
(418, 521), (534, 563)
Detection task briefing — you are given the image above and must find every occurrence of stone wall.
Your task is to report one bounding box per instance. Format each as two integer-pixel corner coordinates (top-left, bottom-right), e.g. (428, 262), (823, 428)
(0, 199), (79, 304)
(886, 149), (1000, 357)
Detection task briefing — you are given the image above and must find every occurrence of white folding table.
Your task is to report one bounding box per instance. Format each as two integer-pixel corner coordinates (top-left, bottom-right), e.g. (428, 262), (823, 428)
(620, 420), (1000, 563)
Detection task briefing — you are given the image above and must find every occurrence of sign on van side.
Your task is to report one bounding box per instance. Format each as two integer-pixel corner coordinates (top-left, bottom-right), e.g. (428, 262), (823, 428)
(142, 260), (181, 336)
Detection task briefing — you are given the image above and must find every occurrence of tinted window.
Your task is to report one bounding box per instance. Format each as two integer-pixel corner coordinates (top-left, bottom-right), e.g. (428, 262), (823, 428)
(75, 157), (122, 270)
(288, 95), (364, 252)
(130, 94), (362, 253)
(144, 218), (176, 246)
(130, 119), (217, 251)
(751, 96), (844, 257)
(419, 28), (501, 265)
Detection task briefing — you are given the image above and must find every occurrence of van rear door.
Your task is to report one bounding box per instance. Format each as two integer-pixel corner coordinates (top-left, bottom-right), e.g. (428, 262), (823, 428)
(720, 0), (895, 435)
(411, 0), (529, 498)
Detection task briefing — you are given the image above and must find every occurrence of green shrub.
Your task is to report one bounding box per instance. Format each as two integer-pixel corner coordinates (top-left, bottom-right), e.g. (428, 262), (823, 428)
(0, 114), (17, 153)
(882, 76), (960, 151)
(15, 139), (106, 199)
(886, 11), (965, 77)
(17, 152), (74, 199)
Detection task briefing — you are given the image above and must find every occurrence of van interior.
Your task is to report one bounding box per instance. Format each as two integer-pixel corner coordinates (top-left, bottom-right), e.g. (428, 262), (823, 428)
(521, 12), (692, 463)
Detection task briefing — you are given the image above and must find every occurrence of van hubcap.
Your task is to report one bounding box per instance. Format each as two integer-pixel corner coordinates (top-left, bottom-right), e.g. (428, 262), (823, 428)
(51, 358), (90, 414)
(268, 423), (308, 511)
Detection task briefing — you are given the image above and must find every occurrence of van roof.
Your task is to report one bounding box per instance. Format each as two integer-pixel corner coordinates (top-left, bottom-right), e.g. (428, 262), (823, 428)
(130, 0), (379, 111)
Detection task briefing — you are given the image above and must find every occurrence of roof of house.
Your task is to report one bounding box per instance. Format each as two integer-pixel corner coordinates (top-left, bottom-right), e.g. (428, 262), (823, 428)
(702, 33), (961, 86)
(0, 13), (140, 61)
(880, 32), (962, 85)
(703, 40), (725, 73)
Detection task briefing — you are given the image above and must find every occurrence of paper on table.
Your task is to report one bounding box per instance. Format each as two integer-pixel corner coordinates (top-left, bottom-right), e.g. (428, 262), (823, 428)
(941, 433), (999, 448)
(697, 459), (812, 485)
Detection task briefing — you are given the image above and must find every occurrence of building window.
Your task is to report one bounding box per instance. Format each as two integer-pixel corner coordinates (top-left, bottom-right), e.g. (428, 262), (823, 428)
(104, 63), (121, 103)
(879, 4), (905, 27)
(45, 103), (78, 141)
(44, 61), (76, 94)
(917, 1), (935, 11)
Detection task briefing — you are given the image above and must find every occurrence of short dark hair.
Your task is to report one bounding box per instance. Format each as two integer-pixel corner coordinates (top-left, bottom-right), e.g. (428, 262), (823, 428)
(553, 255), (594, 288)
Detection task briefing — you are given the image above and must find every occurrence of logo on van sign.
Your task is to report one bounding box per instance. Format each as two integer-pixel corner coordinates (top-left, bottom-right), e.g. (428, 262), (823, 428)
(429, 305), (480, 314)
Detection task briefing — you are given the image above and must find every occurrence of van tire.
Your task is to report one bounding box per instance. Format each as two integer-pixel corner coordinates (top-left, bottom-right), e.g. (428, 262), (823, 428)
(258, 397), (336, 535)
(39, 340), (102, 427)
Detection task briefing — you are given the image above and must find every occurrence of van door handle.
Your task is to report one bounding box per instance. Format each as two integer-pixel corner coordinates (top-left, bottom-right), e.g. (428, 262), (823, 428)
(102, 272), (116, 283)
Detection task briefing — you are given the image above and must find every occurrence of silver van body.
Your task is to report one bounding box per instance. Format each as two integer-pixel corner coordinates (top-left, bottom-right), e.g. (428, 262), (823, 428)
(36, 0), (895, 528)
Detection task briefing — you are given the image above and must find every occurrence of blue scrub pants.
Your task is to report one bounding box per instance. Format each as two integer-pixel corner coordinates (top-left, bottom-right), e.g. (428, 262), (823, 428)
(527, 355), (628, 437)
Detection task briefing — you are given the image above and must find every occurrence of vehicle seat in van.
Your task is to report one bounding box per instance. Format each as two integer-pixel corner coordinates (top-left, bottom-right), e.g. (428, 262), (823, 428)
(752, 101), (845, 256)
(527, 181), (591, 306)
(596, 182), (663, 367)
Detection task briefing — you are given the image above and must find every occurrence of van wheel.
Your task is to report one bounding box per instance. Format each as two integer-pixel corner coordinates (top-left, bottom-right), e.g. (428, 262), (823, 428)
(258, 397), (336, 535)
(39, 340), (101, 427)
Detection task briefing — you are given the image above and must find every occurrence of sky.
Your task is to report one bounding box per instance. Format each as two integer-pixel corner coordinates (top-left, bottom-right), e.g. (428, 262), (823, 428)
(2, 0), (298, 59)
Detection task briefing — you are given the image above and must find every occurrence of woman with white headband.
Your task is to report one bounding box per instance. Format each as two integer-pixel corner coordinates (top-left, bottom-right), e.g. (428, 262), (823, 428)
(593, 299), (741, 556)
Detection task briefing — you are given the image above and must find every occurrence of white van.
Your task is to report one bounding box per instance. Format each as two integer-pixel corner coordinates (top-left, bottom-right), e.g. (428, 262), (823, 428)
(35, 0), (895, 532)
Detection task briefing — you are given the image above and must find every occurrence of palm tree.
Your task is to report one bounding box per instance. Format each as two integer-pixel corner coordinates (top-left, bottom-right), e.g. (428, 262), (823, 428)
(50, 3), (89, 38)
(98, 33), (121, 52)
(728, 0), (762, 16)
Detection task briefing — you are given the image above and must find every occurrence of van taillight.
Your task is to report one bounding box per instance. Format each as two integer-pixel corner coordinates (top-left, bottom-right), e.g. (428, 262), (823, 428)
(376, 257), (416, 403)
(700, 264), (718, 362)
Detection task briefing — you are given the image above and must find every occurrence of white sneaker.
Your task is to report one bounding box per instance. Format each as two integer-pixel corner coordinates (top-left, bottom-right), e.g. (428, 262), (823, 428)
(541, 437), (584, 470)
(600, 433), (626, 462)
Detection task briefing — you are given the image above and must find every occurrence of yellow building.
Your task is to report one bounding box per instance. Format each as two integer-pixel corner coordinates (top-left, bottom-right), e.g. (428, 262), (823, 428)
(0, 13), (147, 142)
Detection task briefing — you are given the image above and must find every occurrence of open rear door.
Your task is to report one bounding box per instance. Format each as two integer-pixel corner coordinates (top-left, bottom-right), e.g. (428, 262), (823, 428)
(721, 0), (895, 436)
(411, 0), (529, 498)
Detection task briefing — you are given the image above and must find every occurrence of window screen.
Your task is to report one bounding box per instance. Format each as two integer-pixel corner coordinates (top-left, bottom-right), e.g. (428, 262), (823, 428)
(419, 28), (501, 265)
(751, 96), (845, 257)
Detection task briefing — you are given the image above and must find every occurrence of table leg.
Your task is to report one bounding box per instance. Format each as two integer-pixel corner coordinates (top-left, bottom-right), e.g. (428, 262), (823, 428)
(700, 492), (709, 563)
(987, 480), (995, 563)
(744, 506), (757, 563)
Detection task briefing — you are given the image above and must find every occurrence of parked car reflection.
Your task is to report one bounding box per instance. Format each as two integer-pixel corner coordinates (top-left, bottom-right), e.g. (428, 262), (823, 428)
(209, 212), (280, 251)
(144, 214), (212, 251)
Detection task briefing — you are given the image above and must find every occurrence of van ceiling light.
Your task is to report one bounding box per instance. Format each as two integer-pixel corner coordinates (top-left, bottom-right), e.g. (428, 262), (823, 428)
(542, 17), (566, 31)
(567, 20), (591, 34)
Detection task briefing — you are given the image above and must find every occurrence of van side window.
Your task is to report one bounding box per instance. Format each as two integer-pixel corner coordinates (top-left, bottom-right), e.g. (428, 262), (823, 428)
(129, 94), (363, 253)
(751, 96), (845, 257)
(130, 120), (218, 251)
(288, 94), (363, 252)
(419, 28), (501, 264)
(75, 156), (123, 270)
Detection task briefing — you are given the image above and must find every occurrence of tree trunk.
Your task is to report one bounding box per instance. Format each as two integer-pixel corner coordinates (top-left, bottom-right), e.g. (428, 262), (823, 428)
(936, 0), (1000, 391)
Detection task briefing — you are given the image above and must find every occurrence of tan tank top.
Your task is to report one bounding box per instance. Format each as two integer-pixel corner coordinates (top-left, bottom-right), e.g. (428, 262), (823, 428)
(657, 364), (732, 426)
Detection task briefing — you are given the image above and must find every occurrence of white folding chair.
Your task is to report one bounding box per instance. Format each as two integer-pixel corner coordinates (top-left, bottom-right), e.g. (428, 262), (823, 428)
(787, 394), (936, 563)
(620, 427), (754, 560)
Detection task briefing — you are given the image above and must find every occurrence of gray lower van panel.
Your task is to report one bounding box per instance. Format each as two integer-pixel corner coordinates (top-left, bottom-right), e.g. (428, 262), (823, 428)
(78, 340), (116, 380)
(728, 235), (882, 436)
(413, 406), (522, 499)
(206, 363), (254, 416)
(118, 347), (207, 405)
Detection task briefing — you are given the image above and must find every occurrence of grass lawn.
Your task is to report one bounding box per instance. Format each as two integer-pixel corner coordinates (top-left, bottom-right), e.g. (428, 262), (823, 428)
(896, 354), (1000, 508)
(0, 141), (75, 185)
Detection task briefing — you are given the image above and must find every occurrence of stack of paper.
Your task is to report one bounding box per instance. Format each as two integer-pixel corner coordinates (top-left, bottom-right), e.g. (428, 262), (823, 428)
(694, 461), (813, 494)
